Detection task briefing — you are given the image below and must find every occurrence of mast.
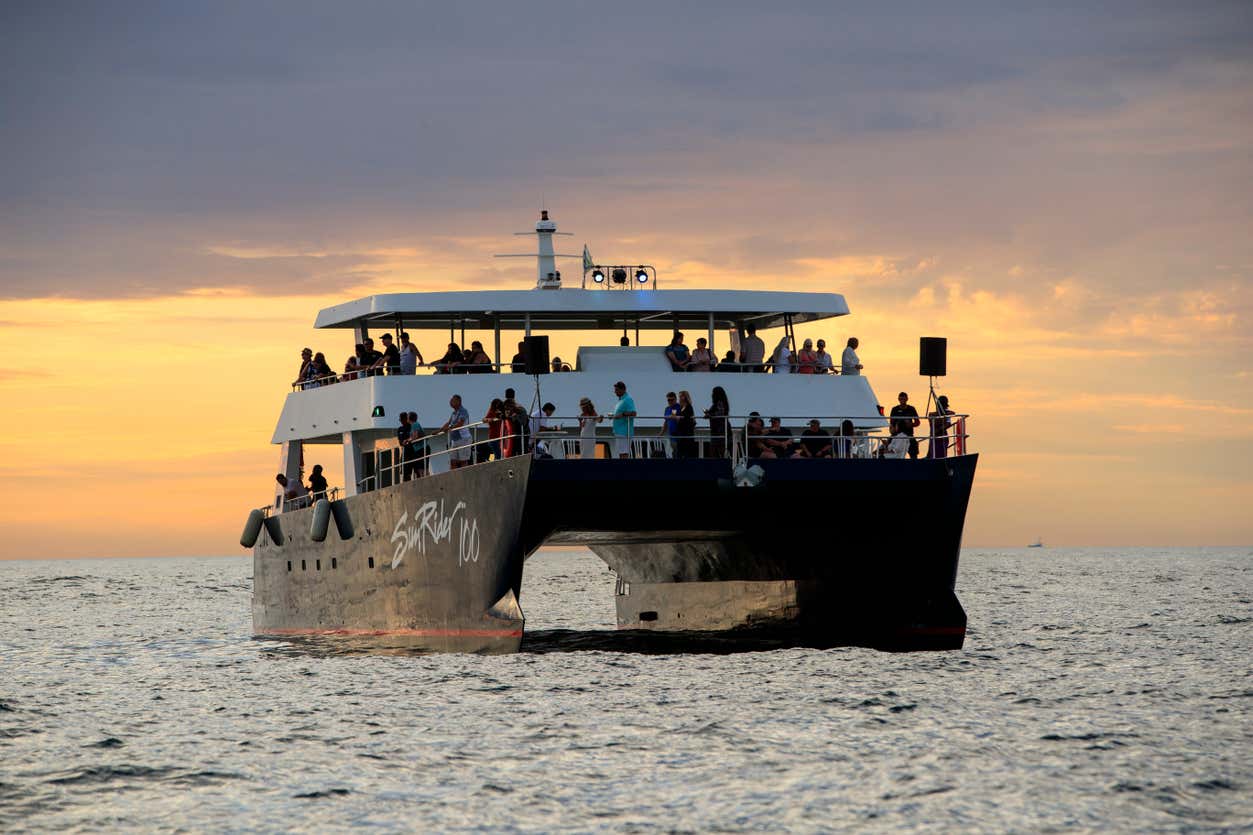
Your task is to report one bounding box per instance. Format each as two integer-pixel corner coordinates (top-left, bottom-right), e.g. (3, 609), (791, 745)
(495, 209), (577, 289)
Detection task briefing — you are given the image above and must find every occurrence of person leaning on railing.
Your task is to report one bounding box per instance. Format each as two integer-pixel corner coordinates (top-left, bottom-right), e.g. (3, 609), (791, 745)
(404, 411), (427, 478)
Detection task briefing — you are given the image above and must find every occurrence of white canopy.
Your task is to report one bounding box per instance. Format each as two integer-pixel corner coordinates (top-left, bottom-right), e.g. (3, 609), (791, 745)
(314, 288), (849, 332)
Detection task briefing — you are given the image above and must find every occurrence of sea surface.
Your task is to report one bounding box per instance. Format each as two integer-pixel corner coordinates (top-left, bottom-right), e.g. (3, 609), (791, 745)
(1, 548), (1250, 833)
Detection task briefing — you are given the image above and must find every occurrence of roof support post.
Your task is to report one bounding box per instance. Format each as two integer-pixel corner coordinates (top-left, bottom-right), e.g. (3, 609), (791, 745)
(493, 317), (501, 372)
(524, 313), (531, 337)
(354, 322), (369, 344)
(708, 312), (715, 357)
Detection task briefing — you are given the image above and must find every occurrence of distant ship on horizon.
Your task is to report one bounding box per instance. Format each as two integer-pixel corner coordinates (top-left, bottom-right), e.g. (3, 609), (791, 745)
(1029, 537), (1044, 548)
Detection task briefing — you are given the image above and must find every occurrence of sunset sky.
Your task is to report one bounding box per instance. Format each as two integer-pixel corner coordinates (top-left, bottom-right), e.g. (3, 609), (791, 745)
(2, 2), (1251, 558)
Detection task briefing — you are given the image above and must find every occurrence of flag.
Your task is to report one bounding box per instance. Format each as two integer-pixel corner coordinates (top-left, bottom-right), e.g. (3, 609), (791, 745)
(583, 245), (594, 273)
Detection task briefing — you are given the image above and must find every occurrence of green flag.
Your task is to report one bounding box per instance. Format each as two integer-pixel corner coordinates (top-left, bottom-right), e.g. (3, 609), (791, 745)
(583, 244), (594, 273)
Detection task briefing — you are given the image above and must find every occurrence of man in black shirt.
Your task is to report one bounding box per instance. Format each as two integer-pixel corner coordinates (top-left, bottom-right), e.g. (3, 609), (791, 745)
(360, 337), (383, 376)
(799, 419), (832, 458)
(889, 391), (921, 459)
(396, 413), (414, 481)
(763, 417), (796, 458)
(378, 333), (401, 375)
(510, 341), (527, 373)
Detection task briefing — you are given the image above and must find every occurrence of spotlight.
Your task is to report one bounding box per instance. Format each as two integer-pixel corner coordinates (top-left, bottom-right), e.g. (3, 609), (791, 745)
(635, 269), (649, 284)
(592, 269), (605, 283)
(611, 268), (628, 285)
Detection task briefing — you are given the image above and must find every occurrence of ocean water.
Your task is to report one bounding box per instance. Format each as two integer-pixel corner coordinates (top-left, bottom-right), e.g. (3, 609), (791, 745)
(1, 549), (1250, 833)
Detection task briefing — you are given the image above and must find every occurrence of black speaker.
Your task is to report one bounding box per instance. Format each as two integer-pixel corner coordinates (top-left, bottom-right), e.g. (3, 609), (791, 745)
(523, 335), (550, 375)
(919, 336), (947, 377)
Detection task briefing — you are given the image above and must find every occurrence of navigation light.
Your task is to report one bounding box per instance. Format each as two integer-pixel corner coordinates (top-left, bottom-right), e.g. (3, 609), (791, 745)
(592, 269), (606, 283)
(636, 269), (649, 284)
(611, 268), (628, 285)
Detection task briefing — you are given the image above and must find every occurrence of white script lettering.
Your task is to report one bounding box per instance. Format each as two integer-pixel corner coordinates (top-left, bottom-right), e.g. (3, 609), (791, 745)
(389, 499), (479, 568)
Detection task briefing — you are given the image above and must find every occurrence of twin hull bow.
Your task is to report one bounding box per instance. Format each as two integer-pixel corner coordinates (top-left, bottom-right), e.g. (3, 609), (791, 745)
(253, 454), (978, 653)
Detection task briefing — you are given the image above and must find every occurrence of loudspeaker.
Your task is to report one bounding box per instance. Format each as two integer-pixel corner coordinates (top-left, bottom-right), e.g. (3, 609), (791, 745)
(523, 335), (550, 375)
(919, 336), (947, 377)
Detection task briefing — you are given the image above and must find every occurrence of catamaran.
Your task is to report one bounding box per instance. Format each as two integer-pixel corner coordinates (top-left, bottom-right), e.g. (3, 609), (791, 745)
(242, 211), (978, 652)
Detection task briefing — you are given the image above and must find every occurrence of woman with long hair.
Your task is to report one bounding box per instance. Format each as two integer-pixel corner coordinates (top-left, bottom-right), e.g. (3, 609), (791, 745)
(484, 398), (506, 460)
(578, 397), (602, 459)
(311, 352), (335, 385)
(704, 386), (731, 458)
(769, 336), (793, 373)
(435, 343), (464, 374)
(676, 391), (698, 458)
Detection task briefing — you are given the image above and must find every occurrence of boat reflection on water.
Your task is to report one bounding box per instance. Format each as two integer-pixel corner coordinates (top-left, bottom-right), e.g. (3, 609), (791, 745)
(256, 627), (859, 658)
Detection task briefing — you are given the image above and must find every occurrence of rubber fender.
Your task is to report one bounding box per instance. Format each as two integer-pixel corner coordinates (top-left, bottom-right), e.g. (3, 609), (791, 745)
(262, 514), (285, 547)
(330, 500), (355, 540)
(240, 509), (265, 548)
(310, 499), (331, 542)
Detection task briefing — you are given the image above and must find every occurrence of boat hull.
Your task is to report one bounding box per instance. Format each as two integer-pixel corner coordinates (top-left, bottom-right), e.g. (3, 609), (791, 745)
(251, 453), (977, 653)
(252, 456), (531, 654)
(521, 455), (978, 650)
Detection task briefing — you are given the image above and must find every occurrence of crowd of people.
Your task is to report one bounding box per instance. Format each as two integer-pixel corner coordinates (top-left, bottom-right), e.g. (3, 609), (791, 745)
(274, 380), (957, 504)
(294, 329), (868, 389)
(664, 328), (863, 374)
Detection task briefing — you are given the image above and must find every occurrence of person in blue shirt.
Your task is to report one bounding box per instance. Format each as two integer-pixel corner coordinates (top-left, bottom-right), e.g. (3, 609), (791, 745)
(610, 381), (637, 459)
(662, 391), (681, 457)
(664, 331), (690, 371)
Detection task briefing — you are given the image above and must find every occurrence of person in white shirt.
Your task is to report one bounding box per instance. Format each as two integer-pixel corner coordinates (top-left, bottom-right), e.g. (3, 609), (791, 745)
(770, 336), (792, 373)
(884, 429), (910, 459)
(841, 337), (863, 375)
(739, 325), (766, 373)
(398, 331), (422, 375)
(814, 339), (834, 374)
(530, 402), (557, 456)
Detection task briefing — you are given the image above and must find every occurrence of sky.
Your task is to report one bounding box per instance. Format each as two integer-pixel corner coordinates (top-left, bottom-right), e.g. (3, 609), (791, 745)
(1, 1), (1251, 557)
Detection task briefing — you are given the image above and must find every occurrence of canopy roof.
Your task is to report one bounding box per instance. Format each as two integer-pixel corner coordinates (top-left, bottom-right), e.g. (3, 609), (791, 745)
(314, 288), (849, 331)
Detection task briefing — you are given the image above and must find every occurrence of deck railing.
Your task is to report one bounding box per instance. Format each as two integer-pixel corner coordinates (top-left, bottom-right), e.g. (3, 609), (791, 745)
(347, 412), (971, 496)
(291, 359), (862, 390)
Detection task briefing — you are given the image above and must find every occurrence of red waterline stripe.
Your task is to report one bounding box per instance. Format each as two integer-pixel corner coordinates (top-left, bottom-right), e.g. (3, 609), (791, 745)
(260, 627), (523, 638)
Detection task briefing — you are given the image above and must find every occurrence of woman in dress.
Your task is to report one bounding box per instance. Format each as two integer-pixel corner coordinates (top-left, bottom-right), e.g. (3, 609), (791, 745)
(484, 398), (506, 460)
(578, 397), (602, 459)
(704, 386), (731, 458)
(796, 338), (818, 374)
(675, 391), (698, 458)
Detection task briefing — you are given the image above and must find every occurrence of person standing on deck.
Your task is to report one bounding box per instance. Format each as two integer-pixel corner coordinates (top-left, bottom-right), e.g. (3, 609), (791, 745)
(841, 337), (863, 375)
(704, 386), (731, 458)
(399, 332), (422, 374)
(578, 397), (602, 459)
(440, 395), (472, 469)
(376, 333), (400, 375)
(406, 411), (427, 478)
(610, 381), (637, 459)
(662, 391), (681, 457)
(889, 391), (921, 460)
(396, 412), (413, 479)
(929, 395), (953, 459)
(814, 339), (834, 374)
(739, 325), (766, 372)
